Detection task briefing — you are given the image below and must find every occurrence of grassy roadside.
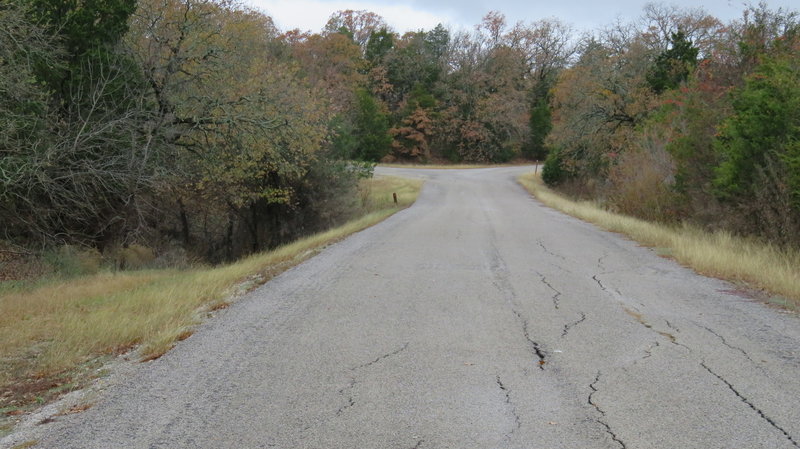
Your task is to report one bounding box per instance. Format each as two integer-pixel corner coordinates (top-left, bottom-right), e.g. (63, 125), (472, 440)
(0, 175), (422, 426)
(518, 172), (800, 310)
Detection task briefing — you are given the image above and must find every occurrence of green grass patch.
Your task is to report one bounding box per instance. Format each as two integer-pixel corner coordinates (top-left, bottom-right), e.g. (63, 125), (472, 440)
(518, 172), (800, 309)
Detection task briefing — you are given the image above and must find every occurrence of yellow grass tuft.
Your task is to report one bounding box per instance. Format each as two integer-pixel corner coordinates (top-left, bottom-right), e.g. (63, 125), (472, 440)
(0, 175), (422, 415)
(518, 172), (800, 309)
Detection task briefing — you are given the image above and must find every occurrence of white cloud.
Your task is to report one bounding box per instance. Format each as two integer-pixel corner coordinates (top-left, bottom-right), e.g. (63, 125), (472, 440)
(248, 0), (800, 36)
(249, 0), (458, 33)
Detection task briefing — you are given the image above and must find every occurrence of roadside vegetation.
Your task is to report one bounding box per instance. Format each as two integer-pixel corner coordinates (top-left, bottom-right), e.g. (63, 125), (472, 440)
(520, 173), (800, 310)
(0, 176), (421, 431)
(540, 3), (800, 252)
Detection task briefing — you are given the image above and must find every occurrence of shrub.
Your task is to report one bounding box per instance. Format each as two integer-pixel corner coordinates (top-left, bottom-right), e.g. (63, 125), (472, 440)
(542, 148), (572, 186)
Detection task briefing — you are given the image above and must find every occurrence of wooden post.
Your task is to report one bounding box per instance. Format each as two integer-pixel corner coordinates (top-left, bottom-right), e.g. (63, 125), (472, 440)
(393, 192), (398, 204)
(534, 161), (539, 175)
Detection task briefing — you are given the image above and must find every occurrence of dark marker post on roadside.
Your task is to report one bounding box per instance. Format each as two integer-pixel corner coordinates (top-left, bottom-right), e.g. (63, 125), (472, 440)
(393, 192), (398, 204)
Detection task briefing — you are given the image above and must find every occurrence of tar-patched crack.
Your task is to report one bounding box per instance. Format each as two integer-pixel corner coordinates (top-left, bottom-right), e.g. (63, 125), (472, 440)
(410, 439), (424, 449)
(588, 372), (627, 449)
(593, 274), (688, 352)
(496, 375), (521, 438)
(512, 309), (546, 369)
(701, 362), (799, 448)
(336, 343), (409, 417)
(562, 312), (587, 338)
(536, 271), (562, 309)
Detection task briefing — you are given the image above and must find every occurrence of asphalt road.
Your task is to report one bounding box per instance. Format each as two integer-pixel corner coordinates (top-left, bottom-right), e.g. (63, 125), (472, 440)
(13, 166), (800, 448)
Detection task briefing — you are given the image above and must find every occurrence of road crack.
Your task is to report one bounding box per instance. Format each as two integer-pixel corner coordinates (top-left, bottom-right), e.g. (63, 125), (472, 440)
(664, 320), (680, 333)
(354, 342), (409, 370)
(561, 312), (587, 338)
(513, 310), (546, 369)
(536, 271), (562, 309)
(592, 274), (608, 292)
(639, 341), (660, 362)
(588, 372), (627, 449)
(496, 375), (521, 438)
(597, 252), (608, 272)
(620, 306), (691, 352)
(537, 239), (566, 260)
(699, 325), (766, 373)
(701, 362), (798, 448)
(336, 343), (409, 417)
(335, 382), (356, 417)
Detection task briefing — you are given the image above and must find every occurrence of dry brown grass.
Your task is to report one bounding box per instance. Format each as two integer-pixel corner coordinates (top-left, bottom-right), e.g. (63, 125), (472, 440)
(518, 172), (800, 309)
(0, 175), (422, 419)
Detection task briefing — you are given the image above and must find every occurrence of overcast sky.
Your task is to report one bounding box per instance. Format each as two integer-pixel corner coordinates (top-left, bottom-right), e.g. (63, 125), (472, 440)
(248, 0), (797, 35)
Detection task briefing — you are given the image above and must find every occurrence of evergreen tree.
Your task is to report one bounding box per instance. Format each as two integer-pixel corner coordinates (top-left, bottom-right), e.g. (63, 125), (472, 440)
(366, 28), (394, 64)
(647, 31), (699, 94)
(352, 88), (392, 161)
(525, 83), (552, 160)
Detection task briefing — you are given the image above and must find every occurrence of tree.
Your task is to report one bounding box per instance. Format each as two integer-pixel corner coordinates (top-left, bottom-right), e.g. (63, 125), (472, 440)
(29, 0), (135, 55)
(390, 107), (434, 160)
(525, 84), (552, 160)
(0, 1), (169, 246)
(714, 53), (800, 202)
(124, 0), (346, 256)
(348, 88), (392, 161)
(324, 10), (389, 50)
(290, 31), (366, 113)
(548, 34), (656, 181)
(647, 31), (699, 94)
(366, 28), (394, 64)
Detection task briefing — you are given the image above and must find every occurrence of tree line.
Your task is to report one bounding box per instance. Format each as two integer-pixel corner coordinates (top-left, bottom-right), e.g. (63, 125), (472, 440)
(541, 3), (800, 247)
(1, 0), (798, 263)
(1, 0), (370, 262)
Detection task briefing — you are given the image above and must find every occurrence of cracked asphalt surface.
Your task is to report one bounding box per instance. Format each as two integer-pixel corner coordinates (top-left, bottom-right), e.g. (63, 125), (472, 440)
(16, 166), (800, 448)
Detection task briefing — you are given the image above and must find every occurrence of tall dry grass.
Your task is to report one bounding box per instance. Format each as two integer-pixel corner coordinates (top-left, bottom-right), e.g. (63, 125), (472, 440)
(0, 175), (422, 415)
(518, 173), (800, 308)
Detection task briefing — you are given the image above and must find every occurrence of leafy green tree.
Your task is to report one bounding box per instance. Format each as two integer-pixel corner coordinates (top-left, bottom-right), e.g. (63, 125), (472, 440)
(29, 0), (135, 57)
(385, 29), (448, 105)
(349, 88), (392, 161)
(713, 54), (800, 202)
(366, 28), (394, 64)
(525, 84), (552, 160)
(647, 31), (699, 94)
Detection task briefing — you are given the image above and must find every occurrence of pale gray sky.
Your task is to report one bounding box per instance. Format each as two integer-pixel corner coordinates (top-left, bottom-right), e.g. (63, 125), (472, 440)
(248, 0), (797, 34)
